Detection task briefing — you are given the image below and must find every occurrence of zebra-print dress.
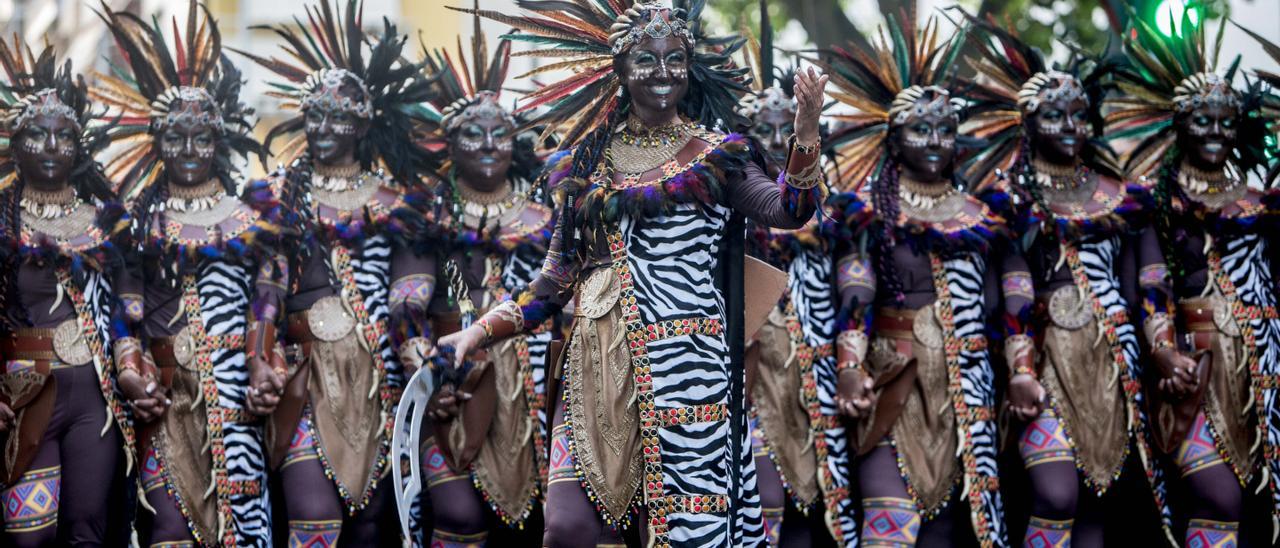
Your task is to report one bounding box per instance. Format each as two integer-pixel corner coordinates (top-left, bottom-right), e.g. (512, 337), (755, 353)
(618, 201), (765, 546)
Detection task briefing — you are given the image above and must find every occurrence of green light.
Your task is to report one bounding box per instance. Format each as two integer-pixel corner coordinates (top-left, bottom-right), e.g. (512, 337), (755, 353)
(1155, 0), (1201, 37)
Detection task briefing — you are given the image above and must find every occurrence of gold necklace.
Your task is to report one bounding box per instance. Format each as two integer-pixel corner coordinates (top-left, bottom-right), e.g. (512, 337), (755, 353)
(618, 115), (697, 147)
(166, 179), (224, 213)
(19, 185), (79, 220)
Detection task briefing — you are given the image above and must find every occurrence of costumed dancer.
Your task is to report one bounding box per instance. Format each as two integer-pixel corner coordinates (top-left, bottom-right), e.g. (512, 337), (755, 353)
(443, 1), (827, 546)
(736, 3), (856, 544)
(821, 16), (1023, 547)
(94, 1), (284, 544)
(414, 9), (555, 546)
(233, 1), (437, 544)
(957, 16), (1175, 546)
(1107, 15), (1280, 546)
(0, 37), (135, 547)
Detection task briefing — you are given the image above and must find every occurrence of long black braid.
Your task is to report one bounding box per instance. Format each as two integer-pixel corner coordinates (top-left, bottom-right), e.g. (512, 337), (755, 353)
(1015, 132), (1058, 254)
(871, 159), (906, 305)
(130, 177), (174, 286)
(1152, 147), (1185, 292)
(0, 178), (24, 328)
(561, 89), (632, 257)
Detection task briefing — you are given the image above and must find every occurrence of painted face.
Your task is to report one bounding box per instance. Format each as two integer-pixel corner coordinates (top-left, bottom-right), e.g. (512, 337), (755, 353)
(890, 95), (957, 183)
(620, 34), (690, 117)
(304, 81), (371, 166)
(450, 113), (515, 191)
(1176, 101), (1238, 172)
(750, 102), (796, 165)
(158, 99), (218, 186)
(1027, 95), (1089, 166)
(14, 113), (78, 189)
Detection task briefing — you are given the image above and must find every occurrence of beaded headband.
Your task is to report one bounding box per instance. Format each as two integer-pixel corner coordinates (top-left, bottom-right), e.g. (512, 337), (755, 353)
(890, 85), (958, 125)
(1017, 71), (1086, 114)
(738, 86), (795, 118)
(609, 3), (694, 55)
(150, 86), (224, 132)
(6, 89), (80, 132)
(301, 68), (374, 118)
(442, 90), (516, 132)
(1172, 72), (1240, 112)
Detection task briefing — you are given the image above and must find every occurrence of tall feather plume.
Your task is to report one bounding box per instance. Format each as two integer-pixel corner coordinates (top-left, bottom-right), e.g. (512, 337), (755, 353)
(954, 11), (1114, 191)
(1234, 22), (1280, 185)
(819, 14), (963, 192)
(418, 1), (521, 178)
(1106, 7), (1269, 183)
(234, 1), (435, 182)
(0, 38), (113, 200)
(93, 0), (260, 202)
(457, 0), (749, 147)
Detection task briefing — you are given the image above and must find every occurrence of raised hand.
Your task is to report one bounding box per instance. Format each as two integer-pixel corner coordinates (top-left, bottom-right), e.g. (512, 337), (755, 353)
(792, 66), (830, 147)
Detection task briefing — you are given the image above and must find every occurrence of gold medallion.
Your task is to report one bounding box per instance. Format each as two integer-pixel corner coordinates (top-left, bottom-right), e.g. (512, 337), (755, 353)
(172, 326), (196, 368)
(1048, 285), (1093, 330)
(52, 319), (92, 366)
(308, 295), (356, 342)
(577, 268), (620, 320)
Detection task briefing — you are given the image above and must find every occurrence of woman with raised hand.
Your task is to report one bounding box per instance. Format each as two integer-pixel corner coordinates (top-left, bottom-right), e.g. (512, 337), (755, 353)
(442, 1), (826, 545)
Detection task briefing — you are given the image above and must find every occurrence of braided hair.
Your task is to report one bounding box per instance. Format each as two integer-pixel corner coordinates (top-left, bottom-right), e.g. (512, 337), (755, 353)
(871, 158), (906, 305)
(1014, 130), (1058, 252)
(0, 177), (22, 327)
(1151, 147), (1185, 291)
(560, 88), (632, 257)
(129, 177), (174, 285)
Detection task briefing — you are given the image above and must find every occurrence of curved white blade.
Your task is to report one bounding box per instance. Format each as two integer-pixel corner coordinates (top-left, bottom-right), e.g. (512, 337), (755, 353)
(392, 367), (435, 545)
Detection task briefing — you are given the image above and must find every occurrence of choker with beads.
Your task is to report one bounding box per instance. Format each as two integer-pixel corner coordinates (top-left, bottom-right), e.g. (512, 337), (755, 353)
(166, 179), (225, 213)
(312, 162), (367, 192)
(1030, 158), (1090, 191)
(20, 185), (79, 219)
(898, 175), (956, 211)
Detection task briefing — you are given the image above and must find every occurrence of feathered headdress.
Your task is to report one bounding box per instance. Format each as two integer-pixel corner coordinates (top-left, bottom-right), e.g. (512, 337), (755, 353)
(91, 0), (260, 202)
(0, 36), (113, 200)
(231, 0), (435, 183)
(736, 0), (797, 120)
(453, 0), (749, 147)
(1105, 10), (1270, 182)
(957, 14), (1116, 191)
(416, 1), (537, 180)
(819, 15), (965, 192)
(1234, 23), (1280, 185)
